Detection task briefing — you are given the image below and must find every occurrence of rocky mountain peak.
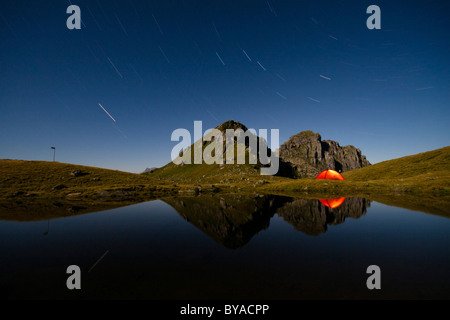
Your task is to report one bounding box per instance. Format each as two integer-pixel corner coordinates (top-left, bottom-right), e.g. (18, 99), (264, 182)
(215, 120), (248, 132)
(279, 130), (370, 177)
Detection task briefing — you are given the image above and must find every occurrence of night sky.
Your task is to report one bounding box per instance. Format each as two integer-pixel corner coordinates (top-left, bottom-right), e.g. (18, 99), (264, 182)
(1, 0), (449, 172)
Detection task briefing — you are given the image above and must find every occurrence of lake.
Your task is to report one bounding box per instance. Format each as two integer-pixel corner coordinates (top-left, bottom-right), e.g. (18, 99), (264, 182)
(0, 194), (449, 299)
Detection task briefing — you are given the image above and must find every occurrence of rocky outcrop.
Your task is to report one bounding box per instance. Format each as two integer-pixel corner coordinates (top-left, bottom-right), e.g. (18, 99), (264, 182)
(279, 130), (370, 178)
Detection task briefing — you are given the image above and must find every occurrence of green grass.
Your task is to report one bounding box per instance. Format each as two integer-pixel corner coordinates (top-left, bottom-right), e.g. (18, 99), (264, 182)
(1, 146), (450, 220)
(0, 159), (183, 201)
(343, 146), (450, 181)
(342, 146), (450, 196)
(149, 162), (258, 181)
(1, 146), (449, 209)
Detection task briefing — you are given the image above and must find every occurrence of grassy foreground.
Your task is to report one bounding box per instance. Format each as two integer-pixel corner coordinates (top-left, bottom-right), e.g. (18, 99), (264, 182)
(0, 146), (449, 219)
(0, 160), (176, 200)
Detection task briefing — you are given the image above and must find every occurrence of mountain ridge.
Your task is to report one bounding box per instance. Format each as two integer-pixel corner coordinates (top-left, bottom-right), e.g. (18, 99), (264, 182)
(152, 120), (370, 179)
(0, 146), (448, 217)
(279, 130), (371, 177)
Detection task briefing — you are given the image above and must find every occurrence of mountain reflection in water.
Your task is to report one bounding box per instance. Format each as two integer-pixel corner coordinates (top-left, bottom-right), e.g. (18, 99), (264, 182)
(164, 194), (370, 248)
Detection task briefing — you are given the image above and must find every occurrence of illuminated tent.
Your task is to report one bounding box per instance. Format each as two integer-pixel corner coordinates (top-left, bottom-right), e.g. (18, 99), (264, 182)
(319, 197), (346, 208)
(316, 169), (345, 180)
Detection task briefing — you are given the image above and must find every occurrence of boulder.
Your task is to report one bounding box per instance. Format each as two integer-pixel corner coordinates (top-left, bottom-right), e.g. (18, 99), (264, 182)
(71, 169), (83, 177)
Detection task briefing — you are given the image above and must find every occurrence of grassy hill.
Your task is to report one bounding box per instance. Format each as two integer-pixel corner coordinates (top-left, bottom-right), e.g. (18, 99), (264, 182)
(149, 162), (262, 183)
(0, 147), (450, 199)
(146, 120), (284, 183)
(2, 146), (449, 200)
(344, 146), (450, 181)
(0, 146), (449, 220)
(0, 159), (180, 201)
(258, 146), (450, 217)
(343, 146), (450, 192)
(261, 146), (450, 195)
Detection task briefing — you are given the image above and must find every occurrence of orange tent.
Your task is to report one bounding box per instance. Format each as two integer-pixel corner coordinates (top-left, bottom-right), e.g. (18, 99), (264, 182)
(316, 169), (345, 180)
(319, 197), (346, 208)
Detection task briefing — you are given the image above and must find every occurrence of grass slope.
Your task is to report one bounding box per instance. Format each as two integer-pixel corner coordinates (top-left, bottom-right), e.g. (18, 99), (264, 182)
(149, 162), (260, 182)
(342, 146), (450, 195)
(343, 146), (450, 181)
(2, 146), (449, 199)
(261, 146), (450, 194)
(0, 160), (180, 201)
(1, 146), (449, 219)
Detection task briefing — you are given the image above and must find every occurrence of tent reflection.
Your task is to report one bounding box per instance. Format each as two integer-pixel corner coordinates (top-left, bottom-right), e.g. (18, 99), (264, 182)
(319, 197), (346, 208)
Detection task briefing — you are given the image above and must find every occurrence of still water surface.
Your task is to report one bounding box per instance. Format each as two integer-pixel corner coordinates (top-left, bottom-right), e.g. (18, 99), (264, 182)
(0, 194), (448, 299)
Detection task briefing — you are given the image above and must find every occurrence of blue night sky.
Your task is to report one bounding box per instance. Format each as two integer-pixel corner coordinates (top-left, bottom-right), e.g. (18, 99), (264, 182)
(1, 0), (449, 173)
